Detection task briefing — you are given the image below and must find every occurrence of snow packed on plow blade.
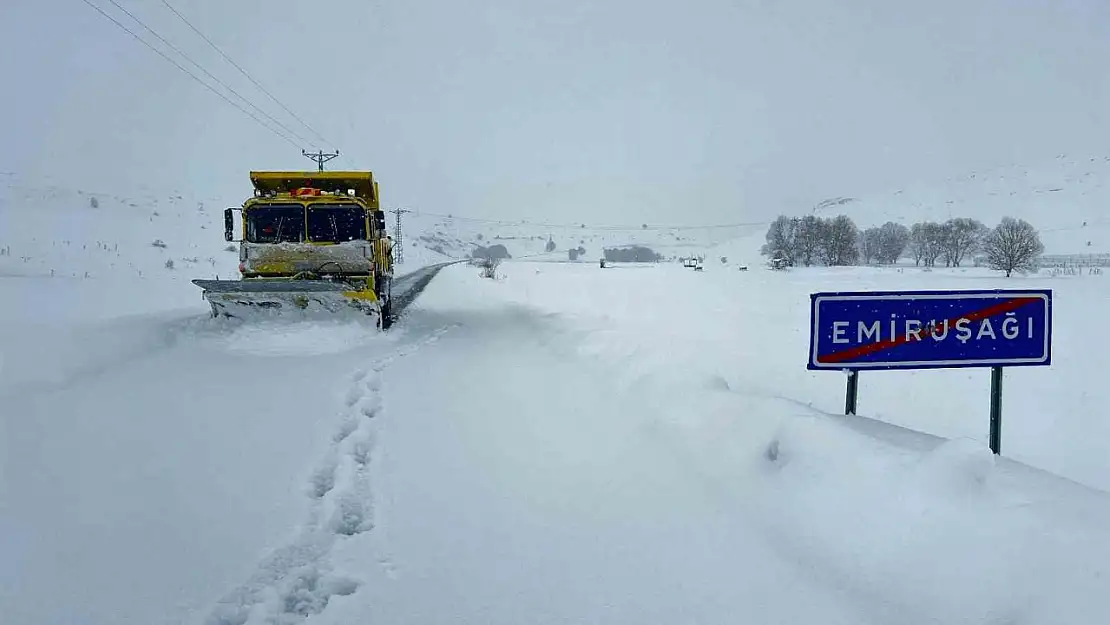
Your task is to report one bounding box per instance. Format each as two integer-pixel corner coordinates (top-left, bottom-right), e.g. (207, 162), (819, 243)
(191, 278), (381, 321)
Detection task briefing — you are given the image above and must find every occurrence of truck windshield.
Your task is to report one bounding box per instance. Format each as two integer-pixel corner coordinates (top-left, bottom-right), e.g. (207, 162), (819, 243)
(246, 204), (305, 243)
(307, 203), (367, 242)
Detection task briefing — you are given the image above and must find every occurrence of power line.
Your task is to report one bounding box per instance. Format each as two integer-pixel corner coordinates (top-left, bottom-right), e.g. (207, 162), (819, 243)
(101, 0), (313, 147)
(159, 0), (336, 150)
(102, 0), (310, 146)
(78, 0), (301, 149)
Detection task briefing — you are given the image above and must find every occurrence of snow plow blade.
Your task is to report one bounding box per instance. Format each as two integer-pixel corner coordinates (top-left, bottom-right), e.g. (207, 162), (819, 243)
(192, 279), (381, 321)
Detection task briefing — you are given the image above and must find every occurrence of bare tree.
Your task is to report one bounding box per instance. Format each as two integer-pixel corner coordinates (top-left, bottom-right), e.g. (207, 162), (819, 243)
(910, 222), (945, 266)
(604, 246), (662, 262)
(479, 256), (502, 279)
(926, 223), (948, 267)
(940, 218), (988, 267)
(910, 222), (947, 266)
(937, 222), (956, 267)
(909, 223), (927, 266)
(794, 215), (825, 267)
(877, 222), (910, 264)
(820, 215), (859, 266)
(983, 217), (1044, 277)
(859, 227), (882, 264)
(760, 215), (797, 265)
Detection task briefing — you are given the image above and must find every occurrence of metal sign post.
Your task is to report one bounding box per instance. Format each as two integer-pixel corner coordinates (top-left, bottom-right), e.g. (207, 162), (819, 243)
(808, 289), (1053, 454)
(990, 366), (1003, 454)
(845, 370), (859, 415)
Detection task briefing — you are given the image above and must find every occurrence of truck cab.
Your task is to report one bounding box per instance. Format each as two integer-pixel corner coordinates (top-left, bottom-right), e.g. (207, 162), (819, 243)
(226, 171), (392, 295)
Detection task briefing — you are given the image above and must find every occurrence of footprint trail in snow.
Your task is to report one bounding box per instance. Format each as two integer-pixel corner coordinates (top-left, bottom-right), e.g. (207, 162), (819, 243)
(201, 325), (454, 625)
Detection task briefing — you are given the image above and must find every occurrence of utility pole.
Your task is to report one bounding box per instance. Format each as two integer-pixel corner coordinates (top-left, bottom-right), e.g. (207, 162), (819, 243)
(302, 149), (340, 172)
(390, 208), (412, 264)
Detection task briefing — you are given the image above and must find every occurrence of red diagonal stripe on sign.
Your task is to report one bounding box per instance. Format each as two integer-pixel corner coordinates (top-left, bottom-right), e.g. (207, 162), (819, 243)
(818, 296), (1041, 364)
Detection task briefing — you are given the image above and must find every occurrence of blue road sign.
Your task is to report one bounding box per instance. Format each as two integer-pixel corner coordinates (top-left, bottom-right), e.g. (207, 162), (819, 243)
(808, 289), (1052, 371)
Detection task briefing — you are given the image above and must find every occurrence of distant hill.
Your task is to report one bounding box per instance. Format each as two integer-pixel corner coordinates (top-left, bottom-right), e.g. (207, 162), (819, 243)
(0, 174), (236, 281)
(809, 153), (1110, 255)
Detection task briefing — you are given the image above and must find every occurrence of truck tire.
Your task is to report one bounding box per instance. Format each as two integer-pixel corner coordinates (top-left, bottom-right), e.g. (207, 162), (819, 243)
(380, 298), (394, 329)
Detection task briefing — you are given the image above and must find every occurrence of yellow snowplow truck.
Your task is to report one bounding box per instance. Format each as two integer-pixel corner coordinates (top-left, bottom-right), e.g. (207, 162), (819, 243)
(192, 170), (395, 328)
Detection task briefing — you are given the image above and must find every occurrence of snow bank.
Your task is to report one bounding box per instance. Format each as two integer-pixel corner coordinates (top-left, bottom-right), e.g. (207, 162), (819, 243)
(427, 260), (1110, 624)
(748, 419), (1110, 624)
(0, 276), (216, 397)
(478, 260), (1110, 491)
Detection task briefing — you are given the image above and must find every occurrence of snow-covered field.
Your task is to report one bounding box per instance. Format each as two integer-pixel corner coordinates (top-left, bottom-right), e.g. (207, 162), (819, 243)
(4, 253), (1110, 625)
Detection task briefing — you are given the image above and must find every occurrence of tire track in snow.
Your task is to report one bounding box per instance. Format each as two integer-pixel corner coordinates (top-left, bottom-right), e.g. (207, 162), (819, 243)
(201, 325), (455, 625)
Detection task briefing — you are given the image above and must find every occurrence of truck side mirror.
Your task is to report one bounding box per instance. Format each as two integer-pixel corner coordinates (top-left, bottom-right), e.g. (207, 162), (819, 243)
(374, 210), (387, 232)
(224, 208), (241, 242)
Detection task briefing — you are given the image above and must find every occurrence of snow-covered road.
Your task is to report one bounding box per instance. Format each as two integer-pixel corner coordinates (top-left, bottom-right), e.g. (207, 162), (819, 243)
(319, 305), (870, 625)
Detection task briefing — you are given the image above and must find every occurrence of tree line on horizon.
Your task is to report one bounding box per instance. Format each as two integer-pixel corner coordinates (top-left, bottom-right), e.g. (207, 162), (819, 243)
(761, 214), (1045, 277)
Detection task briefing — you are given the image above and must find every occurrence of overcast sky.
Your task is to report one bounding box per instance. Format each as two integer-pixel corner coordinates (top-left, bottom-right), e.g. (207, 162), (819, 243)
(2, 0), (1109, 224)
